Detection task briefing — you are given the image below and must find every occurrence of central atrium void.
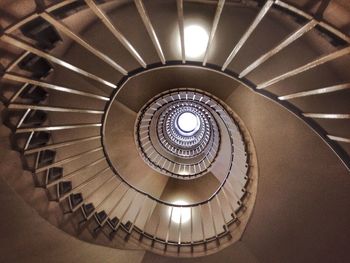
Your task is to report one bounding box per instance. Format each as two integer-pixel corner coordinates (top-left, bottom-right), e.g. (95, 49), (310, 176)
(177, 112), (200, 134)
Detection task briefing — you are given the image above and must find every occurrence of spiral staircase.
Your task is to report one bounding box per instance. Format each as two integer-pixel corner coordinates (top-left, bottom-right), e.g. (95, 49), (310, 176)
(0, 0), (349, 262)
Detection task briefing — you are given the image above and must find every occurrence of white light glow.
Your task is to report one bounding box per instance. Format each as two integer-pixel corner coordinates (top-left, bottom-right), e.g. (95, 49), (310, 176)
(184, 25), (209, 58)
(169, 200), (191, 224)
(177, 112), (198, 132)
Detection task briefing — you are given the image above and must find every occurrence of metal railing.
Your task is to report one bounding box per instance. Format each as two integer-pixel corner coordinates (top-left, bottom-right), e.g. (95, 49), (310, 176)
(0, 0), (349, 256)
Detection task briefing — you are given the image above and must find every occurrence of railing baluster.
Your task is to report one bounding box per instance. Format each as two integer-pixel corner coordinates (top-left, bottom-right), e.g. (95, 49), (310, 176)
(3, 73), (110, 101)
(278, 83), (350, 100)
(142, 200), (156, 236)
(8, 104), (104, 114)
(35, 147), (102, 173)
(222, 0), (274, 70)
(16, 123), (101, 134)
(114, 191), (138, 230)
(176, 0), (185, 63)
(134, 0), (166, 64)
(4, 0), (78, 33)
(203, 0), (225, 66)
(221, 188), (237, 219)
(239, 19), (318, 77)
(215, 195), (228, 231)
(257, 46), (350, 89)
(327, 135), (350, 143)
(24, 131), (35, 151)
(5, 51), (30, 72)
(25, 135), (101, 155)
(84, 0), (146, 68)
(8, 83), (29, 104)
(275, 0), (349, 43)
(165, 206), (173, 244)
(128, 195), (148, 233)
(39, 11), (127, 75)
(85, 175), (116, 220)
(16, 109), (31, 129)
(46, 157), (106, 188)
(177, 206), (182, 245)
(208, 202), (218, 239)
(107, 186), (129, 222)
(95, 179), (122, 212)
(92, 180), (124, 229)
(199, 204), (206, 242)
(0, 34), (117, 89)
(153, 211), (162, 241)
(59, 167), (110, 201)
(303, 113), (350, 119)
(226, 179), (243, 205)
(190, 207), (193, 244)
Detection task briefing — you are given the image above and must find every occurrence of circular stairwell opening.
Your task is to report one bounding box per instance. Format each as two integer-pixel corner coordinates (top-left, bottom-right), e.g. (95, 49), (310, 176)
(102, 66), (259, 256)
(176, 112), (200, 134)
(1, 0), (349, 260)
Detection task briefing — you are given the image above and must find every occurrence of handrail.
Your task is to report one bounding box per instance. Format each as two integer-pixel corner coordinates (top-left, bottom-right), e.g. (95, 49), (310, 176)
(0, 0), (349, 251)
(103, 84), (247, 208)
(135, 93), (222, 178)
(0, 0), (348, 172)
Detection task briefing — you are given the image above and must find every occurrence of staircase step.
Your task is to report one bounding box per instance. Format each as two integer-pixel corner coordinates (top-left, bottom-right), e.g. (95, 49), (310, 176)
(58, 181), (72, 196)
(95, 211), (107, 225)
(20, 17), (62, 50)
(23, 110), (47, 126)
(28, 131), (51, 148)
(38, 150), (56, 166)
(46, 167), (63, 184)
(18, 53), (53, 79)
(20, 85), (48, 104)
(108, 217), (119, 229)
(69, 193), (83, 210)
(82, 203), (95, 218)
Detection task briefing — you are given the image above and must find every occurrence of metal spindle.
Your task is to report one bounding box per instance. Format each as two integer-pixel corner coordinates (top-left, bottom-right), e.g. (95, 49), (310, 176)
(203, 0), (225, 66)
(142, 200), (156, 236)
(177, 206), (182, 245)
(208, 202), (218, 238)
(0, 34), (117, 89)
(176, 0), (185, 63)
(222, 0), (274, 70)
(3, 73), (110, 101)
(221, 188), (237, 219)
(106, 186), (129, 225)
(35, 147), (102, 173)
(25, 135), (101, 155)
(134, 0), (166, 64)
(46, 157), (106, 188)
(85, 0), (147, 68)
(59, 167), (110, 201)
(114, 191), (138, 230)
(16, 109), (31, 129)
(239, 19), (318, 78)
(199, 205), (206, 242)
(257, 46), (350, 89)
(278, 83), (350, 100)
(16, 123), (102, 134)
(40, 11), (127, 75)
(9, 83), (29, 104)
(165, 206), (173, 243)
(8, 104), (104, 114)
(128, 195), (148, 233)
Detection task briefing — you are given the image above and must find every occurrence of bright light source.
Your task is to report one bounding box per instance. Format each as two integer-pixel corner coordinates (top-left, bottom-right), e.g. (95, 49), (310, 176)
(184, 25), (209, 58)
(177, 112), (198, 132)
(169, 200), (191, 224)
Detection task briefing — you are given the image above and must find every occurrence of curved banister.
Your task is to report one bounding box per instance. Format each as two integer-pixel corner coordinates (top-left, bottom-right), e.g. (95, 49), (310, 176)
(0, 0), (349, 255)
